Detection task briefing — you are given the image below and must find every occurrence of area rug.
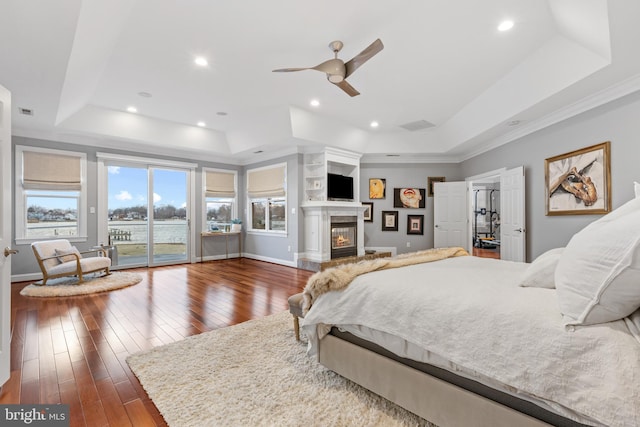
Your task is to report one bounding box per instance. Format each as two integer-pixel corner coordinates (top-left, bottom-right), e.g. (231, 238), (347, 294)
(127, 311), (435, 427)
(20, 271), (143, 297)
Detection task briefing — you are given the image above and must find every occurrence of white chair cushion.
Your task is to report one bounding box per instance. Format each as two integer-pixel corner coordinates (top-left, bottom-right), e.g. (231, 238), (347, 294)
(55, 247), (81, 263)
(519, 247), (564, 289)
(555, 197), (640, 325)
(635, 181), (640, 198)
(32, 239), (74, 269)
(80, 257), (111, 272)
(46, 257), (111, 276)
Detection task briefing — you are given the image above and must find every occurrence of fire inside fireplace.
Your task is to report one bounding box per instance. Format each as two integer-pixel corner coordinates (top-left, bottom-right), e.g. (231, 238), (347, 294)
(331, 216), (357, 259)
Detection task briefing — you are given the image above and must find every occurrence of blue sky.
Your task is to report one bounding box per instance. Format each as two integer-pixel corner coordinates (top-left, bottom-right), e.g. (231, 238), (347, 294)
(108, 166), (187, 210)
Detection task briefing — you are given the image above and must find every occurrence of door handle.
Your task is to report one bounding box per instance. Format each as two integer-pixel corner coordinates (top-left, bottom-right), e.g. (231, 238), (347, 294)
(4, 247), (18, 257)
(434, 224), (439, 228)
(514, 228), (524, 233)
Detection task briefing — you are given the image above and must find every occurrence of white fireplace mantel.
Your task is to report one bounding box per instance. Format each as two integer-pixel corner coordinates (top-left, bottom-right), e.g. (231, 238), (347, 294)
(301, 202), (366, 263)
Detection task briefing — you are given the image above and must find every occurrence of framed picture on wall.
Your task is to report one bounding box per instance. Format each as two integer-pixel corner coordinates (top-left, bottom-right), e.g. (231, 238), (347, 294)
(407, 215), (424, 235)
(393, 188), (426, 208)
(369, 178), (386, 199)
(381, 211), (398, 231)
(545, 141), (611, 215)
(362, 202), (373, 222)
(427, 177), (446, 197)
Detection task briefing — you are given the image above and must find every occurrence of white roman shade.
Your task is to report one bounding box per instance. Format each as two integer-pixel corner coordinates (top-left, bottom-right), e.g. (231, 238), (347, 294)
(205, 170), (236, 198)
(23, 151), (82, 191)
(247, 164), (286, 198)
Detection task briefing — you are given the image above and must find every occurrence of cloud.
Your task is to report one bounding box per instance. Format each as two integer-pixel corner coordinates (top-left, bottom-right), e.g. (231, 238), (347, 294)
(153, 193), (162, 203)
(108, 166), (121, 174)
(181, 202), (187, 209)
(115, 190), (132, 201)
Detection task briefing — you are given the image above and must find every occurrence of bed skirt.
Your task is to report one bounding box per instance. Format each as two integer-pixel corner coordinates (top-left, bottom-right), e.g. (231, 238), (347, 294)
(317, 331), (587, 427)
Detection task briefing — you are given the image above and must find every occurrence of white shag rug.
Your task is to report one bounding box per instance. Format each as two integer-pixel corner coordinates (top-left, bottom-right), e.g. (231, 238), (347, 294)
(20, 271), (143, 297)
(126, 311), (436, 427)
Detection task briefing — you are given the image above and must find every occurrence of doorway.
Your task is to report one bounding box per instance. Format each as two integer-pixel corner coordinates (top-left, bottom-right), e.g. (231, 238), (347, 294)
(434, 167), (525, 262)
(466, 167), (525, 262)
(471, 179), (500, 259)
(97, 154), (196, 268)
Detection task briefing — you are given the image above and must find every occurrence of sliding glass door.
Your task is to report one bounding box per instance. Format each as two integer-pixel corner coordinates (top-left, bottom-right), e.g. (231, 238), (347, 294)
(105, 162), (191, 267)
(151, 168), (188, 264)
(107, 165), (149, 267)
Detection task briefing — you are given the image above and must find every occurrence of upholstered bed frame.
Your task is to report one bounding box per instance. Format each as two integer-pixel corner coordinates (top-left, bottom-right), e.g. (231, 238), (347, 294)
(316, 330), (585, 427)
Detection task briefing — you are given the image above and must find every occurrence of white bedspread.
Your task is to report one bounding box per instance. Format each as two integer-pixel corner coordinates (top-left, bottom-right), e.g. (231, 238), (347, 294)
(301, 256), (640, 427)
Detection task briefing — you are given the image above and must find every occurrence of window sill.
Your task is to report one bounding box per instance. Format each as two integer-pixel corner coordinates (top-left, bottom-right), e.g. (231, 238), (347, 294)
(16, 236), (89, 245)
(246, 230), (287, 237)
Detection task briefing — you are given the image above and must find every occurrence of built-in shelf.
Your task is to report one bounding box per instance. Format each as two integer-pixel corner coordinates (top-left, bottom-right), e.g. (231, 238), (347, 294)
(303, 148), (361, 203)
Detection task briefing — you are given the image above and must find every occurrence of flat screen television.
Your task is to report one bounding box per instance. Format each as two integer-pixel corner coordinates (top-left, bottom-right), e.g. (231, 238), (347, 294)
(327, 173), (354, 201)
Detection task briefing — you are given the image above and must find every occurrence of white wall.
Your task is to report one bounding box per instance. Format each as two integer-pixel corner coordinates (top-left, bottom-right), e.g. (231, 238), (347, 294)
(461, 91), (640, 260)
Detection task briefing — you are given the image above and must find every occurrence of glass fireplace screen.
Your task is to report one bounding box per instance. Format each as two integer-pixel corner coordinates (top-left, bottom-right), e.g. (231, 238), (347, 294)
(331, 224), (356, 250)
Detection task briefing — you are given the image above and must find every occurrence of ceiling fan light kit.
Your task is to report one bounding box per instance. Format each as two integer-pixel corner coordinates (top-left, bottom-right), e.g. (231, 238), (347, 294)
(273, 38), (384, 97)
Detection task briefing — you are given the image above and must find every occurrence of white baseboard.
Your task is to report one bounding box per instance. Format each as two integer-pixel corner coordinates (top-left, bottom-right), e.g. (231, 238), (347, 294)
(242, 253), (296, 268)
(200, 253), (241, 262)
(11, 272), (42, 283)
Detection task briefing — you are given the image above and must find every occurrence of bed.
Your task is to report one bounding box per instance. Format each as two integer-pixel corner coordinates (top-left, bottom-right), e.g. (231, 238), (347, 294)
(300, 195), (640, 427)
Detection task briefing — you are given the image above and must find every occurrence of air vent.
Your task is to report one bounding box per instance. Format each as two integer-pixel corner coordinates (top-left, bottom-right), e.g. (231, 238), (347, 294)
(18, 107), (34, 116)
(398, 119), (435, 132)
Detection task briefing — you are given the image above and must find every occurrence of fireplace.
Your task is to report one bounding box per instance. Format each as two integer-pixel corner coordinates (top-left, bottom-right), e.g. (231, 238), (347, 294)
(331, 216), (357, 259)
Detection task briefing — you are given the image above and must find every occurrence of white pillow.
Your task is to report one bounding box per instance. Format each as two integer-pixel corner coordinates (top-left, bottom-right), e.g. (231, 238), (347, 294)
(556, 197), (640, 326)
(635, 181), (640, 198)
(55, 247), (81, 263)
(519, 248), (564, 288)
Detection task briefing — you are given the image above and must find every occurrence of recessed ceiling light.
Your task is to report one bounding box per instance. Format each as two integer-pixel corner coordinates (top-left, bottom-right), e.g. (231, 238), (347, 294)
(138, 91), (152, 98)
(195, 57), (208, 67)
(310, 99), (320, 107)
(506, 120), (521, 127)
(197, 121), (206, 127)
(126, 106), (137, 113)
(216, 111), (228, 116)
(370, 121), (379, 128)
(254, 150), (264, 154)
(498, 20), (514, 32)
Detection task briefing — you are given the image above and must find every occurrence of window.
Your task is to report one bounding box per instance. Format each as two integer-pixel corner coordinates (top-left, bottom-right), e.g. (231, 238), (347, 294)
(250, 197), (286, 231)
(15, 146), (87, 242)
(204, 168), (237, 232)
(247, 163), (286, 233)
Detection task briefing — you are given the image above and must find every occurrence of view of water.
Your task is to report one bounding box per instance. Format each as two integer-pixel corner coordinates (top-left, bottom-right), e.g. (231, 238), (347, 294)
(27, 220), (188, 244)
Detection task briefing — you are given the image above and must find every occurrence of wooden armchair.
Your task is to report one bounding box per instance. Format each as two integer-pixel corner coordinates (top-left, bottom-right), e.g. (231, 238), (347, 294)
(31, 239), (111, 285)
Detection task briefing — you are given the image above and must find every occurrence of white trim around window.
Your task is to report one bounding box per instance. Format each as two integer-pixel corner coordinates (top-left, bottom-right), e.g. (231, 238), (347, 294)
(246, 162), (287, 235)
(202, 167), (238, 233)
(15, 145), (88, 244)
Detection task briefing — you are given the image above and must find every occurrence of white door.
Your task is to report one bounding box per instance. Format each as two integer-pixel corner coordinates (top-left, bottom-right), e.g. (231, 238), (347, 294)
(433, 181), (468, 249)
(0, 84), (13, 388)
(500, 166), (526, 262)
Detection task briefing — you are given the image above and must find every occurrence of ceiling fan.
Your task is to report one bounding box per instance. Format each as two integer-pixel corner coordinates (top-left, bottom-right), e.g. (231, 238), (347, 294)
(273, 38), (384, 97)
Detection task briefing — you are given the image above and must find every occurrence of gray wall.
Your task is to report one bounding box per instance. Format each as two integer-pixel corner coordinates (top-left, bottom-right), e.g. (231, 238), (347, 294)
(241, 153), (300, 265)
(461, 91), (640, 260)
(11, 136), (241, 276)
(11, 90), (640, 274)
(359, 162), (463, 254)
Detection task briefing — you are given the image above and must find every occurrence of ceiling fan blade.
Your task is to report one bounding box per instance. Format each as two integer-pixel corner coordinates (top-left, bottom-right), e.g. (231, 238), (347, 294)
(272, 67), (311, 72)
(344, 38), (384, 78)
(333, 80), (360, 97)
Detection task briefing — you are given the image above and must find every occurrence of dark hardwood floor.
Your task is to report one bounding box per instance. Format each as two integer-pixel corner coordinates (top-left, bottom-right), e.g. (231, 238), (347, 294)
(472, 247), (500, 259)
(1, 258), (313, 426)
